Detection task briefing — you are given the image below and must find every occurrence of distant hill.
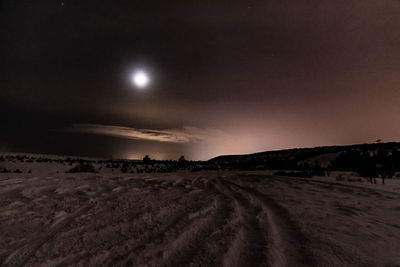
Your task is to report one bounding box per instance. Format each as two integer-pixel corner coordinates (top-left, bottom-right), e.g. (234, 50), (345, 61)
(209, 142), (400, 172)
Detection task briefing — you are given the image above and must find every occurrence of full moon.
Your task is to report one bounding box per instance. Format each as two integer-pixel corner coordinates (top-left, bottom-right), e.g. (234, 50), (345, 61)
(131, 70), (150, 88)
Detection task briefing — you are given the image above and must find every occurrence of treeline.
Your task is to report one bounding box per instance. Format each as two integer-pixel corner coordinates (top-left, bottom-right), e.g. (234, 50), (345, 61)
(65, 155), (213, 174)
(0, 154), (213, 174)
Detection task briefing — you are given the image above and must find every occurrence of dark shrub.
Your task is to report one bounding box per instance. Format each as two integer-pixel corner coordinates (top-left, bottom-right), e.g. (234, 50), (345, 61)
(66, 162), (97, 173)
(121, 162), (130, 173)
(2, 169), (11, 173)
(143, 155), (151, 163)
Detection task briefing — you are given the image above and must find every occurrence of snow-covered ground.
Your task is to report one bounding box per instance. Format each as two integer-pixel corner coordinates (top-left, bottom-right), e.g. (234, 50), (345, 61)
(1, 159), (400, 266)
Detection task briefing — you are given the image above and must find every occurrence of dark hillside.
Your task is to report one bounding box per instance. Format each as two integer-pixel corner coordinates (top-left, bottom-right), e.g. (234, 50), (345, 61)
(208, 142), (400, 175)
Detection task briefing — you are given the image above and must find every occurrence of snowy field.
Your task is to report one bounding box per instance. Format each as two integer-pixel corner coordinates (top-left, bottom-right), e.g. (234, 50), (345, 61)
(1, 167), (400, 266)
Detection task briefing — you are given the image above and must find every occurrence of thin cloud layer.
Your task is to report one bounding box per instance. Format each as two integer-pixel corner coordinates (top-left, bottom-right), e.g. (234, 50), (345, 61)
(67, 124), (225, 143)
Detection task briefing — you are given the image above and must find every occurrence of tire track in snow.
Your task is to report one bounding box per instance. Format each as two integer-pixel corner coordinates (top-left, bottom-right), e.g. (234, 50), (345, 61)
(216, 180), (269, 267)
(155, 186), (235, 267)
(84, 189), (214, 266)
(1, 203), (94, 267)
(186, 201), (237, 267)
(64, 189), (211, 266)
(223, 178), (316, 267)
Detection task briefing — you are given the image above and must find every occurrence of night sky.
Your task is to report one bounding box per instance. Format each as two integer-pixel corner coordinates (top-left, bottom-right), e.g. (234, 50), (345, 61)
(1, 0), (400, 160)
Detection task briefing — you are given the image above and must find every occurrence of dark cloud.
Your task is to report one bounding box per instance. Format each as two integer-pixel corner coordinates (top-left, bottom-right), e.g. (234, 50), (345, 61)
(67, 124), (226, 144)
